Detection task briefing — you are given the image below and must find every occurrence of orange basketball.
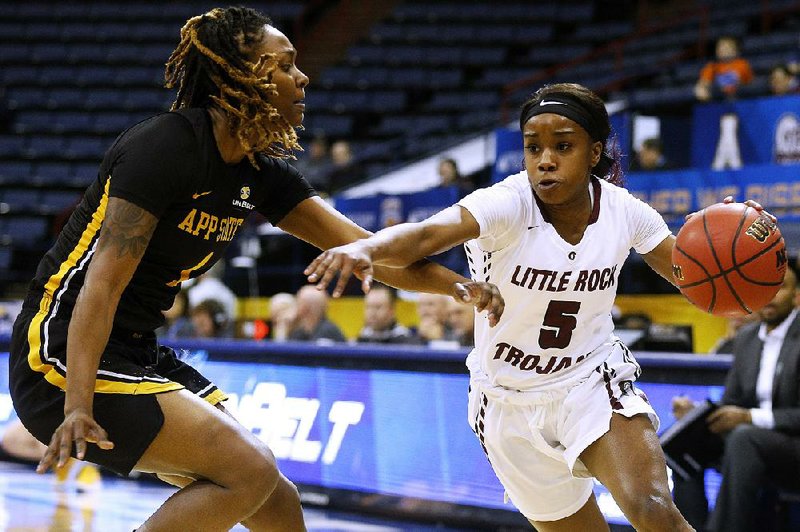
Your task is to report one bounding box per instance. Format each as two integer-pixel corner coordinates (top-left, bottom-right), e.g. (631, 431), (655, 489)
(672, 202), (787, 317)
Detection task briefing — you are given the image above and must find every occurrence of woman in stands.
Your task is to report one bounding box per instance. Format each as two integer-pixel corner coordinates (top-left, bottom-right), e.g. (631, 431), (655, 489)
(305, 83), (697, 531)
(8, 7), (502, 531)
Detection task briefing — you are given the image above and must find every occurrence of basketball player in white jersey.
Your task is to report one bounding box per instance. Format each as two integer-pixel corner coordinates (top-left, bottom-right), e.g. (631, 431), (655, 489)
(305, 83), (700, 530)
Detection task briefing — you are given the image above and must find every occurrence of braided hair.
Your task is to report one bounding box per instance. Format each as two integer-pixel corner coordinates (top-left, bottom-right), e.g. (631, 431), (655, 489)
(165, 6), (301, 166)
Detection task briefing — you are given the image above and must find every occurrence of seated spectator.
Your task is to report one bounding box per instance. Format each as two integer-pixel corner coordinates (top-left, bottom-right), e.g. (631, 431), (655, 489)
(269, 292), (297, 342)
(190, 298), (232, 338)
(187, 264), (238, 324)
(414, 293), (453, 344)
(326, 139), (364, 191)
(156, 289), (195, 339)
(357, 284), (418, 344)
(769, 64), (799, 96)
(293, 134), (332, 194)
(629, 138), (672, 172)
(437, 158), (473, 197)
(670, 266), (800, 531)
(288, 285), (346, 343)
(694, 36), (753, 102)
(445, 299), (475, 347)
(710, 313), (758, 354)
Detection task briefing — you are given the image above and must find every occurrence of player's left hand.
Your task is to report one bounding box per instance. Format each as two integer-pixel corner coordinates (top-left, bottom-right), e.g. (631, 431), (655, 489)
(453, 281), (505, 327)
(684, 196), (777, 223)
(305, 241), (374, 297)
(707, 405), (752, 433)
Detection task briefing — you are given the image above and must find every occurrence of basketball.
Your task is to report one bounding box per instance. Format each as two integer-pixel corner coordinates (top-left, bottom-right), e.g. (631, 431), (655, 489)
(672, 202), (787, 317)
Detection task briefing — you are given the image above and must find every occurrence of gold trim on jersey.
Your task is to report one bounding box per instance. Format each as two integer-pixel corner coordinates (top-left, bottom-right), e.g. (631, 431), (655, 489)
(166, 251), (214, 287)
(203, 388), (228, 406)
(26, 177), (184, 395)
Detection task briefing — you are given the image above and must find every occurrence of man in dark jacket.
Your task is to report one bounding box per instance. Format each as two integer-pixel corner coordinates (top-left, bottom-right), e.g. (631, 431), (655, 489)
(671, 266), (800, 531)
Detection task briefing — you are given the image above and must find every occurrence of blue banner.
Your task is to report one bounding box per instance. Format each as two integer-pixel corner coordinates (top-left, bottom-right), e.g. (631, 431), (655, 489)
(493, 127), (524, 183)
(0, 351), (724, 524)
(333, 187), (460, 231)
(691, 94), (800, 168)
(626, 163), (800, 228)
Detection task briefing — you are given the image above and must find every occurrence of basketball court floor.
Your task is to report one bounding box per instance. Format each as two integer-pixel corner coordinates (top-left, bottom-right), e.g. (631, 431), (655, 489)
(0, 461), (485, 532)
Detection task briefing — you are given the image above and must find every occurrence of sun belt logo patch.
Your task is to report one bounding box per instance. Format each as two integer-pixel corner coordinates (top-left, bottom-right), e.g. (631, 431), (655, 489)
(240, 186), (250, 200)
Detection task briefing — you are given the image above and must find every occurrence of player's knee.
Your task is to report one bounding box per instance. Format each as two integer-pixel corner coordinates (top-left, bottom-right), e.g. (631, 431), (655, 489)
(624, 491), (682, 529)
(234, 440), (280, 502)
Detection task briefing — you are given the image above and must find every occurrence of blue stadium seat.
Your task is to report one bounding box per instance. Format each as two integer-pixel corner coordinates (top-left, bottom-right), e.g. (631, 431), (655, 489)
(25, 136), (65, 158)
(106, 44), (144, 63)
(0, 136), (26, 157)
(14, 112), (55, 134)
(55, 113), (94, 134)
(5, 87), (46, 111)
(0, 161), (34, 182)
(64, 137), (107, 160)
(77, 66), (118, 87)
(0, 44), (30, 63)
(115, 67), (161, 86)
(303, 115), (354, 137)
(3, 216), (50, 245)
(47, 88), (86, 109)
(85, 88), (125, 110)
(2, 66), (39, 85)
(30, 43), (69, 63)
(61, 23), (100, 42)
(122, 89), (171, 111)
(41, 190), (82, 212)
(330, 91), (369, 112)
(68, 42), (112, 62)
(1, 188), (40, 210)
(35, 162), (74, 184)
(25, 23), (62, 40)
(73, 162), (100, 183)
(0, 247), (11, 271)
(368, 91), (407, 112)
(93, 113), (136, 134)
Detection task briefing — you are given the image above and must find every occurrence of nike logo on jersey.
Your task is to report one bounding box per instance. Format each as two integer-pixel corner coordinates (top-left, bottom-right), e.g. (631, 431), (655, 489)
(192, 190), (212, 199)
(539, 100), (566, 106)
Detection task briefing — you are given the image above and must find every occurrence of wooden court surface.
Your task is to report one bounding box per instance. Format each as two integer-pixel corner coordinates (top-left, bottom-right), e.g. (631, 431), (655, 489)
(0, 461), (478, 531)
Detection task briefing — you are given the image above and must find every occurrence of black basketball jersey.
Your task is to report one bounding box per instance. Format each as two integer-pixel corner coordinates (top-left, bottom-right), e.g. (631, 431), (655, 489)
(25, 108), (315, 332)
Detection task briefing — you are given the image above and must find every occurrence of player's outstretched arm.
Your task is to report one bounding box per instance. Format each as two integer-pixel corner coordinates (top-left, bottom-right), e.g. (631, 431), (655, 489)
(279, 198), (504, 325)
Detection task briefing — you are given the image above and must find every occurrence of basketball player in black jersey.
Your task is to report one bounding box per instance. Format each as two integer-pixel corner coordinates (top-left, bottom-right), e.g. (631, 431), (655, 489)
(8, 7), (503, 531)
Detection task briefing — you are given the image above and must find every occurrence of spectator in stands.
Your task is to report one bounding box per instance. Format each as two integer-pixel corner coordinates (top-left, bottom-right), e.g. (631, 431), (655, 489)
(156, 288), (195, 339)
(306, 82), (704, 530)
(629, 138), (672, 172)
(437, 158), (473, 197)
(326, 139), (364, 191)
(695, 36), (754, 102)
(293, 134), (332, 194)
(671, 266), (800, 531)
(357, 284), (418, 344)
(10, 7), (501, 531)
(446, 298), (474, 347)
(288, 284), (346, 343)
(186, 264), (237, 325)
(190, 298), (231, 338)
(268, 292), (297, 341)
(414, 293), (453, 344)
(769, 64), (799, 96)
(709, 312), (758, 354)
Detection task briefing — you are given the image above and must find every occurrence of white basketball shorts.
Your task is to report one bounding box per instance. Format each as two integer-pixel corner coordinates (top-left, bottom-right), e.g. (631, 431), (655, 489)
(467, 340), (659, 522)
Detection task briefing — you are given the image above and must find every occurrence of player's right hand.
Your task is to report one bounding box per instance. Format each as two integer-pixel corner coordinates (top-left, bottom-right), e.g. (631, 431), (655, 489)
(37, 409), (114, 473)
(454, 281), (505, 327)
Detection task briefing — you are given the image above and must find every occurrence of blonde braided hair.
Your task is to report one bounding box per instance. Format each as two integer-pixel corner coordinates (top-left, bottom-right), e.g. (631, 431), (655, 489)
(165, 7), (301, 166)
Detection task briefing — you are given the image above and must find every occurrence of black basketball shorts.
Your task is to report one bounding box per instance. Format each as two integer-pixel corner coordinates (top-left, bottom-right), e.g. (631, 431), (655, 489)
(9, 304), (227, 476)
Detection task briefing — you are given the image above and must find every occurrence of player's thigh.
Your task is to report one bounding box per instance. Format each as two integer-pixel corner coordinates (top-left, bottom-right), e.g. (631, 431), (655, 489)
(530, 495), (609, 532)
(134, 389), (278, 492)
(580, 413), (671, 503)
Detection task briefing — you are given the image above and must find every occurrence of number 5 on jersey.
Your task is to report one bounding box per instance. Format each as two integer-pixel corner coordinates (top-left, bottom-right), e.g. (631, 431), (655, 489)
(539, 300), (581, 349)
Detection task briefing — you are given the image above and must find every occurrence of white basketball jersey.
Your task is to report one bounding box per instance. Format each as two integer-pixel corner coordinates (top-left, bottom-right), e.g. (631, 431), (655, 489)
(458, 172), (671, 391)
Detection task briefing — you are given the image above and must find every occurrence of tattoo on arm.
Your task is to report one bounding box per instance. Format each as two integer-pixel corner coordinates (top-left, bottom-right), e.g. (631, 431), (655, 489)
(98, 199), (157, 260)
